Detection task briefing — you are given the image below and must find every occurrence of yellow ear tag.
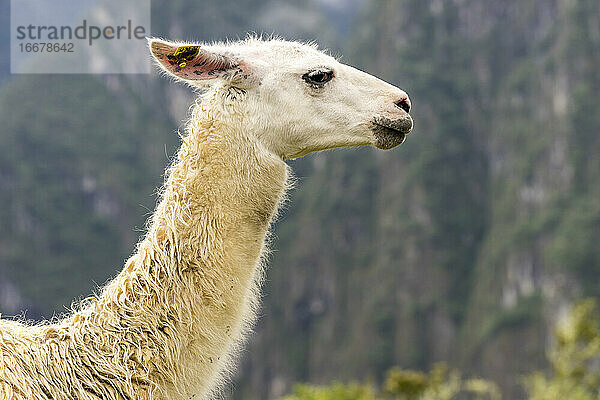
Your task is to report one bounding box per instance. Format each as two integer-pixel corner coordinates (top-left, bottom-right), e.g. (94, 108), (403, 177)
(173, 46), (201, 69)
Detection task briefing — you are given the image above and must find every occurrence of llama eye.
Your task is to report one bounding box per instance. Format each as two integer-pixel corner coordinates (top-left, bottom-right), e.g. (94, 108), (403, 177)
(302, 69), (334, 85)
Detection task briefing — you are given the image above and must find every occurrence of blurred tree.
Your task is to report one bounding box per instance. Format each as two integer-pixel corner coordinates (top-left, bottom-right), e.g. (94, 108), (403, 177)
(282, 382), (379, 400)
(282, 363), (500, 400)
(384, 363), (500, 400)
(526, 299), (600, 400)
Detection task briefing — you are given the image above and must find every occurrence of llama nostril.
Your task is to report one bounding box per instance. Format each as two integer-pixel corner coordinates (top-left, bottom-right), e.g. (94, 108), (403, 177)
(395, 98), (411, 113)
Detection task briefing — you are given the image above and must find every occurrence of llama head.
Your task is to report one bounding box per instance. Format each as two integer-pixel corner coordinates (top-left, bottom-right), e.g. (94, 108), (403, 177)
(150, 37), (413, 159)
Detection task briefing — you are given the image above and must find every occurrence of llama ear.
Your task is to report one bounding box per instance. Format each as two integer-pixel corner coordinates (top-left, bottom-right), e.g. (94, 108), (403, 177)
(149, 39), (252, 87)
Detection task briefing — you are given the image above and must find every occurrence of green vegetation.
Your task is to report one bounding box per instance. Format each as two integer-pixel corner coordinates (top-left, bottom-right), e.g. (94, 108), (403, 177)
(283, 363), (500, 400)
(283, 382), (378, 400)
(283, 300), (600, 400)
(526, 299), (600, 400)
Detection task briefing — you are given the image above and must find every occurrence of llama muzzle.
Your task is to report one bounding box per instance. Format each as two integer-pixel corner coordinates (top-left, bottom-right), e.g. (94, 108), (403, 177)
(371, 116), (414, 150)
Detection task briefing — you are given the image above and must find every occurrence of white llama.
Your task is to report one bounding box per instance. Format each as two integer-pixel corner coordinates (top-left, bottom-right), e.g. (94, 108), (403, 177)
(0, 37), (413, 399)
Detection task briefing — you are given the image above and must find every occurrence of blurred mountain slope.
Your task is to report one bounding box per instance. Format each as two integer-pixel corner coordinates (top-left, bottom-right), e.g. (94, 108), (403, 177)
(0, 74), (177, 315)
(240, 1), (600, 398)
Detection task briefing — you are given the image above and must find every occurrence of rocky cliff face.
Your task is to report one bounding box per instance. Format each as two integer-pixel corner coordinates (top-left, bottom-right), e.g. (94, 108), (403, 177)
(238, 1), (600, 398)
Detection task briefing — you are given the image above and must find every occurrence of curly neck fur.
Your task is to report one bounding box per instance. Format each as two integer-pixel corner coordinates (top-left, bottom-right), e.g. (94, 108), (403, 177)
(0, 90), (288, 400)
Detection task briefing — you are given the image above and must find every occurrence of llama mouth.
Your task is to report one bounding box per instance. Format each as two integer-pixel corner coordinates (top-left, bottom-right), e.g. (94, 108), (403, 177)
(371, 117), (413, 150)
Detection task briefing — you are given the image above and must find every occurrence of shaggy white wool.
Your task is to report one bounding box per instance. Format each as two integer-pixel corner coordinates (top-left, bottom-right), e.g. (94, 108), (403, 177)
(0, 36), (412, 400)
(0, 95), (288, 399)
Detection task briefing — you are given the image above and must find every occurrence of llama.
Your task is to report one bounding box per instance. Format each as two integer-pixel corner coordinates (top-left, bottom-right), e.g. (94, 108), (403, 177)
(0, 37), (413, 399)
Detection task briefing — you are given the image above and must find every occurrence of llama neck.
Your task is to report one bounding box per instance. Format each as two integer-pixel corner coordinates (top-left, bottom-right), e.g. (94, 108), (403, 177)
(73, 112), (288, 398)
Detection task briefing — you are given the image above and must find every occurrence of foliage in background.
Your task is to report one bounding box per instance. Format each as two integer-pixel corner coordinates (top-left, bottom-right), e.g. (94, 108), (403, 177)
(283, 300), (600, 400)
(526, 299), (600, 400)
(282, 382), (379, 400)
(283, 363), (500, 400)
